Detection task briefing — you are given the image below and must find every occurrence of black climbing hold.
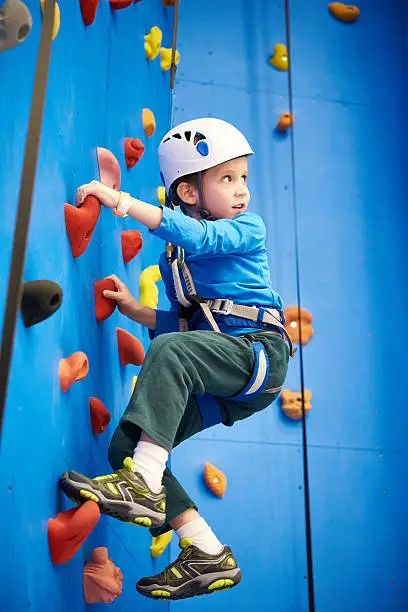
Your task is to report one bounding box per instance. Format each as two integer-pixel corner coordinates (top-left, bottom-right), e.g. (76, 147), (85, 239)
(21, 280), (63, 327)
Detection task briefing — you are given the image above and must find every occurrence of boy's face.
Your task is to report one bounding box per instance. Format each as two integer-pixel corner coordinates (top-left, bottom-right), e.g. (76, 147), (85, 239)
(177, 156), (250, 220)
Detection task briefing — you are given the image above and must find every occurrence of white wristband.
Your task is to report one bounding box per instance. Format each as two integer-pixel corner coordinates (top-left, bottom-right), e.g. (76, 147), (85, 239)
(114, 192), (132, 217)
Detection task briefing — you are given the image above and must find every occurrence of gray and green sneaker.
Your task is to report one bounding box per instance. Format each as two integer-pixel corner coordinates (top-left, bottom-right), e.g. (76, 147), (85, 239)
(58, 457), (166, 528)
(136, 538), (241, 600)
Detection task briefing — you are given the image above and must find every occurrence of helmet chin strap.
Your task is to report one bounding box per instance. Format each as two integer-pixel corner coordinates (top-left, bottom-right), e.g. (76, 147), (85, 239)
(197, 171), (214, 221)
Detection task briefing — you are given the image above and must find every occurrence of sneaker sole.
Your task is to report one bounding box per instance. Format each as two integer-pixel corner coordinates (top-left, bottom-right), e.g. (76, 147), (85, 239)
(58, 473), (165, 529)
(136, 569), (242, 600)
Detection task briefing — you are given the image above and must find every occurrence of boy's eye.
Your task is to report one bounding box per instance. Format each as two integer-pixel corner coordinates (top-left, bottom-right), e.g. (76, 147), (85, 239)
(242, 175), (247, 182)
(222, 175), (232, 183)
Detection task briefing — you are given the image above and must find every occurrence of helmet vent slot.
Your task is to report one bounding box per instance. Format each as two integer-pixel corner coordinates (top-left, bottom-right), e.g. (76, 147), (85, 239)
(184, 131), (191, 141)
(193, 132), (206, 145)
(163, 137), (171, 143)
(172, 133), (182, 139)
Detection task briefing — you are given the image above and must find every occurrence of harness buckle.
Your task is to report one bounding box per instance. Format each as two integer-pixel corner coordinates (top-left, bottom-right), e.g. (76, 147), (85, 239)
(210, 299), (234, 316)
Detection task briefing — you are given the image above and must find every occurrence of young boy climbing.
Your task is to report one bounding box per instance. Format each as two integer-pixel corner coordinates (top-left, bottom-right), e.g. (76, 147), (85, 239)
(59, 118), (293, 601)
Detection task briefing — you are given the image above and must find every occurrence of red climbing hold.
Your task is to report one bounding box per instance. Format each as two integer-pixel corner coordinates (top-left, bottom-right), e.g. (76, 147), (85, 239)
(110, 0), (133, 9)
(64, 195), (101, 258)
(121, 230), (143, 264)
(94, 278), (117, 322)
(59, 351), (89, 392)
(80, 0), (99, 25)
(90, 397), (111, 435)
(117, 328), (145, 366)
(124, 138), (145, 170)
(48, 501), (100, 564)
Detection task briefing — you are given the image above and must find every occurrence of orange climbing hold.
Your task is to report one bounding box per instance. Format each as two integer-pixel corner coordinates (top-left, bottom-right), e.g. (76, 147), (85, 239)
(79, 0), (99, 26)
(281, 389), (312, 420)
(64, 195), (101, 258)
(276, 112), (294, 132)
(203, 463), (227, 498)
(284, 306), (314, 345)
(48, 501), (100, 564)
(163, 0), (176, 5)
(121, 230), (143, 264)
(142, 108), (156, 138)
(328, 3), (360, 22)
(117, 328), (145, 366)
(94, 278), (117, 322)
(90, 397), (111, 435)
(59, 351), (89, 392)
(84, 547), (123, 604)
(124, 138), (145, 169)
(109, 0), (133, 10)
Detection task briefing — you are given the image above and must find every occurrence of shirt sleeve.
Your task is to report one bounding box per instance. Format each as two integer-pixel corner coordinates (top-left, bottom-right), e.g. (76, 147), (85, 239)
(150, 207), (266, 256)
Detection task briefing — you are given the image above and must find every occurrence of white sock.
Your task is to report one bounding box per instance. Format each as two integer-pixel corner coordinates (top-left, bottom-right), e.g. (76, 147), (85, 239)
(175, 517), (223, 555)
(132, 441), (168, 493)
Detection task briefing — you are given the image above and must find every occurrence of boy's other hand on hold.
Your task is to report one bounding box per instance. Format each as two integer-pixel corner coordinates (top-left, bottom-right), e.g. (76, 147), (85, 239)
(103, 274), (140, 319)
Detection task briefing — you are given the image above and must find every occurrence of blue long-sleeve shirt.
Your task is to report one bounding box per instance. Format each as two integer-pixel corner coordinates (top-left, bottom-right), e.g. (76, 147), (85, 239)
(149, 206), (284, 338)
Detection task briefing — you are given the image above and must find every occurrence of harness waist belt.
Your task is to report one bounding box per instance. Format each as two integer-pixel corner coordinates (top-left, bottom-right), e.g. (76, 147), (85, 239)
(206, 299), (295, 357)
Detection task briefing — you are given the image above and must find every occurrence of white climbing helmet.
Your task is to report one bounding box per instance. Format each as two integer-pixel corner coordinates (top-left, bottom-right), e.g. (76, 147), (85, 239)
(158, 117), (254, 190)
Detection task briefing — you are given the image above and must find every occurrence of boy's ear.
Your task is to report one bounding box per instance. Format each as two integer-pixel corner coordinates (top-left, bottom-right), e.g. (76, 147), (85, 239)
(176, 182), (198, 205)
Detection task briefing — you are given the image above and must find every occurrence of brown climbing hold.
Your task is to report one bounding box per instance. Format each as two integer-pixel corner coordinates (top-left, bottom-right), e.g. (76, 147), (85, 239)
(163, 0), (176, 5)
(203, 463), (227, 498)
(79, 0), (99, 26)
(142, 108), (156, 138)
(276, 112), (294, 132)
(94, 278), (117, 322)
(284, 307), (314, 345)
(121, 230), (143, 264)
(90, 397), (111, 435)
(109, 0), (133, 10)
(59, 351), (89, 392)
(64, 195), (101, 258)
(116, 328), (145, 366)
(48, 501), (100, 564)
(328, 3), (360, 22)
(124, 138), (145, 169)
(281, 389), (312, 420)
(83, 547), (123, 604)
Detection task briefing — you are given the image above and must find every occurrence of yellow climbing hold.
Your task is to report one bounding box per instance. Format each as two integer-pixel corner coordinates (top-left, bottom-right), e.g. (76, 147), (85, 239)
(40, 0), (60, 39)
(142, 108), (156, 138)
(150, 531), (173, 558)
(131, 375), (138, 391)
(144, 26), (162, 60)
(140, 265), (162, 309)
(268, 44), (289, 71)
(160, 47), (180, 72)
(157, 186), (166, 206)
(328, 3), (360, 22)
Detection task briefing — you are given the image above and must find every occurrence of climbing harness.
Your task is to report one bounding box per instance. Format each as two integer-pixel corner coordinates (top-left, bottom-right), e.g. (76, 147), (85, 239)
(170, 251), (295, 357)
(165, 241), (295, 430)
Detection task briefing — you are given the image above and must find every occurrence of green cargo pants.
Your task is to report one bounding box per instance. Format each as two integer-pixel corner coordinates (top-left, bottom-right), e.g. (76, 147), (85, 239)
(108, 329), (289, 536)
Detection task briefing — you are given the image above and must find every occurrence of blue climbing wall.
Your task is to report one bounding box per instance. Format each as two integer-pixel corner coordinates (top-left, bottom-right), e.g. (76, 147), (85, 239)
(1, 0), (408, 611)
(170, 0), (408, 611)
(0, 1), (174, 610)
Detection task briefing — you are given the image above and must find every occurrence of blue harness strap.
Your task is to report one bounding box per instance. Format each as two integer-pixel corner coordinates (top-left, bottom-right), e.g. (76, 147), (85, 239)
(194, 341), (270, 431)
